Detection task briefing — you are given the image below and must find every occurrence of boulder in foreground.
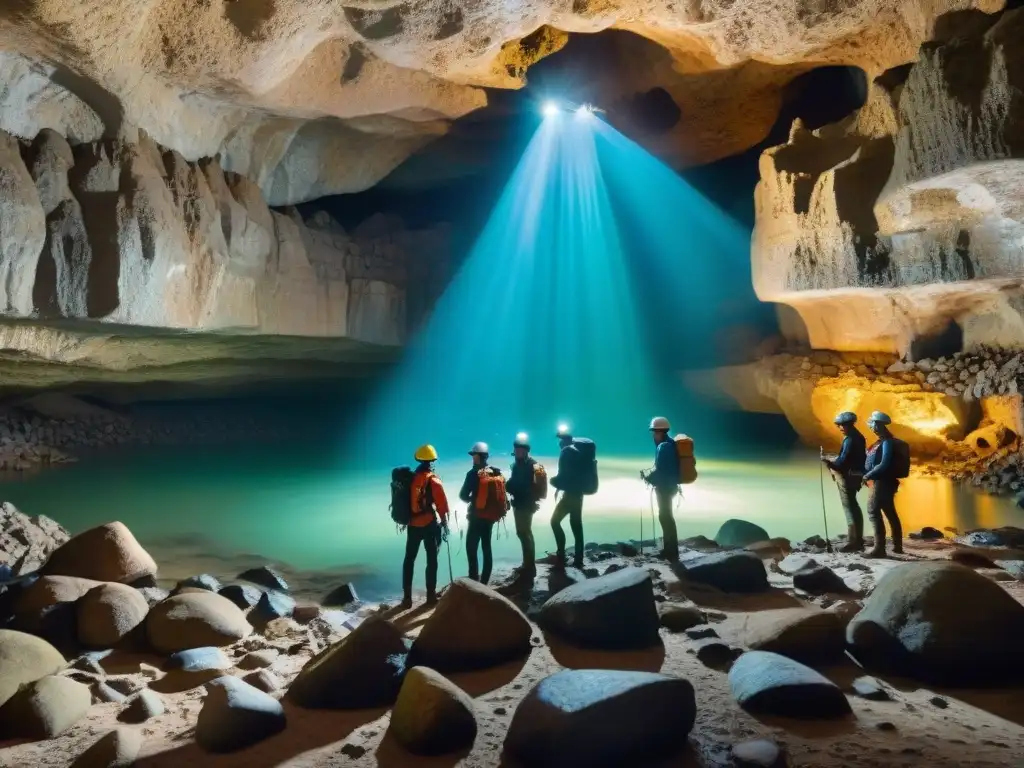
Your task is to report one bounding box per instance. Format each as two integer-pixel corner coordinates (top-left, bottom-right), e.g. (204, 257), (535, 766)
(196, 675), (286, 753)
(729, 651), (851, 719)
(0, 629), (66, 708)
(846, 561), (1024, 684)
(1, 674), (92, 739)
(42, 522), (157, 584)
(505, 669), (695, 767)
(71, 726), (144, 768)
(288, 615), (407, 709)
(685, 551), (769, 593)
(146, 592), (251, 654)
(409, 579), (532, 672)
(389, 666), (477, 755)
(77, 583), (149, 648)
(538, 567), (660, 649)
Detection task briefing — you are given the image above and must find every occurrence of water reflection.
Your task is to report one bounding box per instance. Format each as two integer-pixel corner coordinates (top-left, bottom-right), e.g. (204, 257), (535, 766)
(0, 444), (1019, 600)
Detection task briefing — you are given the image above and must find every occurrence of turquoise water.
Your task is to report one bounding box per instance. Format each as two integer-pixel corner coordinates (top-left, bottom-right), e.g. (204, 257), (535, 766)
(2, 443), (1020, 601)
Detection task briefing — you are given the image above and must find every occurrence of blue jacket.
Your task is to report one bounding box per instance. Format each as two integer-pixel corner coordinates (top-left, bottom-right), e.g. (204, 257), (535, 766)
(829, 430), (866, 477)
(507, 457), (537, 510)
(647, 439), (679, 491)
(864, 438), (894, 482)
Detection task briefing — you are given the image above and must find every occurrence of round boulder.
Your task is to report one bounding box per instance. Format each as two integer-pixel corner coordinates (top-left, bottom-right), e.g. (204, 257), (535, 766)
(729, 651), (851, 719)
(0, 629), (66, 708)
(1, 674), (92, 739)
(846, 561), (1024, 684)
(15, 575), (101, 617)
(288, 615), (407, 709)
(196, 675), (286, 753)
(715, 519), (770, 548)
(146, 592), (252, 654)
(77, 583), (149, 648)
(71, 726), (144, 768)
(684, 551), (769, 593)
(408, 579), (532, 672)
(43, 522), (157, 584)
(538, 567), (660, 650)
(742, 608), (846, 663)
(505, 669), (695, 767)
(389, 666), (477, 755)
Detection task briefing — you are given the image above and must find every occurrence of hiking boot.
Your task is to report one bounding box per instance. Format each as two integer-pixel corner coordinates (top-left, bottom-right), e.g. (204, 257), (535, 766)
(892, 545), (904, 556)
(425, 594), (438, 607)
(657, 549), (680, 563)
(571, 557), (585, 570)
(539, 552), (567, 568)
(864, 547), (888, 559)
(399, 597), (413, 610)
(839, 524), (864, 553)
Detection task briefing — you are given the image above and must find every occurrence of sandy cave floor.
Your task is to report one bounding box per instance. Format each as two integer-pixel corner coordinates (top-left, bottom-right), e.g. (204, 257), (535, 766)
(3, 541), (1024, 768)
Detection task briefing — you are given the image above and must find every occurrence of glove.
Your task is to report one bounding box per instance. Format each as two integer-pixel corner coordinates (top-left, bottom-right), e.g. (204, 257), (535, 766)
(440, 523), (450, 542)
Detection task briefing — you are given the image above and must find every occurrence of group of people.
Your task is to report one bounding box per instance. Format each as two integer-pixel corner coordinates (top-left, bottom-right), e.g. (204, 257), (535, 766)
(821, 409), (909, 558)
(398, 418), (685, 608)
(396, 408), (911, 608)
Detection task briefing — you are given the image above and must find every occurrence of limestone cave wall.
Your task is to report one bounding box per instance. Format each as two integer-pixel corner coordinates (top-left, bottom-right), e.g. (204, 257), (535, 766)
(0, 127), (450, 347)
(753, 7), (1024, 357)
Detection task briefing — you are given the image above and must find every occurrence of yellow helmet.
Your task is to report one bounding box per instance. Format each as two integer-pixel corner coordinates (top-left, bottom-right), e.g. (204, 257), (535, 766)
(414, 444), (438, 462)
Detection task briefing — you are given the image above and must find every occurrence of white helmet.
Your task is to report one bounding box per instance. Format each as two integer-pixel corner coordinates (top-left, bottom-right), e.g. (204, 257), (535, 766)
(469, 441), (489, 455)
(513, 432), (530, 448)
(649, 416), (671, 431)
(556, 423), (572, 439)
(867, 411), (892, 426)
(833, 411), (857, 425)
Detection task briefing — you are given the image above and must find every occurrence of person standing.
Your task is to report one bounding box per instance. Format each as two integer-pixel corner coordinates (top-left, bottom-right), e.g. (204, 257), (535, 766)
(403, 444), (450, 609)
(460, 442), (505, 585)
(821, 411), (867, 552)
(641, 416), (680, 562)
(503, 432), (542, 590)
(863, 411), (905, 558)
(549, 424), (591, 569)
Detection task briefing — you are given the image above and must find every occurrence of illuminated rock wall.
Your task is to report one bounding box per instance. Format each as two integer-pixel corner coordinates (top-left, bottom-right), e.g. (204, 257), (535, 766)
(753, 8), (1024, 357)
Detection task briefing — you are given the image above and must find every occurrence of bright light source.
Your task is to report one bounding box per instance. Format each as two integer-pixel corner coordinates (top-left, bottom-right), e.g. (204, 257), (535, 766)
(541, 101), (559, 117)
(516, 432), (529, 441)
(557, 423), (570, 435)
(576, 104), (593, 117)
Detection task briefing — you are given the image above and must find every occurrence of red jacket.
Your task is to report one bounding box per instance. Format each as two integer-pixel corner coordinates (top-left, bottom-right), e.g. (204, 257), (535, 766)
(409, 471), (449, 527)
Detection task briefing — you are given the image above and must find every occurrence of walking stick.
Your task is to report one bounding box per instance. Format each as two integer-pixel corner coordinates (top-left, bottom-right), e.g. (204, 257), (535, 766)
(818, 451), (834, 554)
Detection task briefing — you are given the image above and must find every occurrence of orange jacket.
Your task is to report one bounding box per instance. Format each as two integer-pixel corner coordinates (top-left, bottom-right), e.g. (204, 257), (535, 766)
(409, 470), (449, 527)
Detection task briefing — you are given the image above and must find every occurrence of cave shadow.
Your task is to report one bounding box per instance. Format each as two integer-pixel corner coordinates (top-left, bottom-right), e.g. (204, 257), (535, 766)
(543, 632), (667, 673)
(148, 669), (222, 695)
(131, 702), (388, 768)
(445, 655), (530, 698)
(742, 710), (858, 740)
(496, 741), (704, 767)
(822, 656), (1024, 728)
(375, 731), (471, 768)
(393, 602), (436, 633)
(668, 580), (803, 613)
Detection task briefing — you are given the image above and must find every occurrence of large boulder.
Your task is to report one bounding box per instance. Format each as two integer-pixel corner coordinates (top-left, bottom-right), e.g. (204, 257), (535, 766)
(288, 616), (407, 709)
(684, 551), (769, 593)
(71, 726), (144, 768)
(218, 584), (261, 610)
(729, 651), (851, 719)
(715, 519), (770, 548)
(0, 674), (92, 739)
(0, 502), (69, 577)
(742, 608), (846, 663)
(146, 592), (252, 654)
(505, 669), (695, 767)
(196, 675), (286, 753)
(538, 567), (660, 649)
(792, 564), (852, 595)
(237, 566), (288, 592)
(408, 579), (532, 671)
(846, 561), (1024, 684)
(389, 666), (477, 755)
(0, 629), (66, 708)
(118, 689), (165, 723)
(15, 575), (100, 616)
(42, 522), (157, 584)
(77, 583), (149, 648)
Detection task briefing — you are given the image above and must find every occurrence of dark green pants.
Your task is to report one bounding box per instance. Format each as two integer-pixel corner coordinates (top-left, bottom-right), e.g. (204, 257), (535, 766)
(551, 493), (584, 564)
(656, 487), (679, 560)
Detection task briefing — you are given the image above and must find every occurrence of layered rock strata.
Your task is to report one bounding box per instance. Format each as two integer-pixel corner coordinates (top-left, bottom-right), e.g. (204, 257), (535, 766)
(754, 8), (1024, 357)
(0, 127), (449, 349)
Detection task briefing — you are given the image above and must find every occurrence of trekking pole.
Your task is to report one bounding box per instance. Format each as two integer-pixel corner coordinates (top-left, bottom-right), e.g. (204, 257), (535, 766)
(445, 536), (454, 586)
(818, 451), (834, 554)
(638, 470), (645, 554)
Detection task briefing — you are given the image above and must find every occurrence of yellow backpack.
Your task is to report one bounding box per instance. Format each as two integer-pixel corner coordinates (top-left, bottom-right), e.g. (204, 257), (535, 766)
(674, 434), (698, 485)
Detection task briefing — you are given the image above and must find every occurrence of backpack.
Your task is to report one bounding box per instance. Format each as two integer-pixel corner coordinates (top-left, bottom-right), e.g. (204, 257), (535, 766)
(674, 434), (698, 485)
(532, 463), (549, 501)
(890, 438), (911, 479)
(475, 467), (509, 521)
(390, 467), (416, 526)
(571, 438), (599, 496)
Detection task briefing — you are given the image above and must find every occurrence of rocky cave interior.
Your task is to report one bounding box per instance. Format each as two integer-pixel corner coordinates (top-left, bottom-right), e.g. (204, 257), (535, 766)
(3, 1), (1024, 767)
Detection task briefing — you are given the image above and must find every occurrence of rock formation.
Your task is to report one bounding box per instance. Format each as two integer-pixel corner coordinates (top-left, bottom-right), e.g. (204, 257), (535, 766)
(754, 8), (1024, 358)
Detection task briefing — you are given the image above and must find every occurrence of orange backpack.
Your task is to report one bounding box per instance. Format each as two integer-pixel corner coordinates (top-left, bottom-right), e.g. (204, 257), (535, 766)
(475, 468), (509, 521)
(532, 463), (549, 501)
(674, 434), (698, 485)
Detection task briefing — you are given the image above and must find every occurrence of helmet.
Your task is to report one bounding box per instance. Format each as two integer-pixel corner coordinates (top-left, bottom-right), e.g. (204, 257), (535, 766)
(513, 432), (530, 449)
(867, 411), (892, 426)
(649, 416), (671, 431)
(469, 441), (489, 455)
(833, 411), (857, 425)
(414, 444), (438, 462)
(556, 423), (572, 439)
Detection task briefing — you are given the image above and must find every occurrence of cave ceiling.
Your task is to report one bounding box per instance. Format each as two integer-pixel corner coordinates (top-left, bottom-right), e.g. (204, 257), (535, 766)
(0, 0), (1006, 205)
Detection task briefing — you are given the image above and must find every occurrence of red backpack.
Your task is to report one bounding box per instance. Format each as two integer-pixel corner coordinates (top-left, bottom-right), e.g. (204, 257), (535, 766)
(475, 468), (509, 521)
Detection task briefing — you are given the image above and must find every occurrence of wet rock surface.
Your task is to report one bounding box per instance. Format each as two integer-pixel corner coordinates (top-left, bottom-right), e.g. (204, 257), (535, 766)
(729, 651), (852, 719)
(389, 666), (477, 755)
